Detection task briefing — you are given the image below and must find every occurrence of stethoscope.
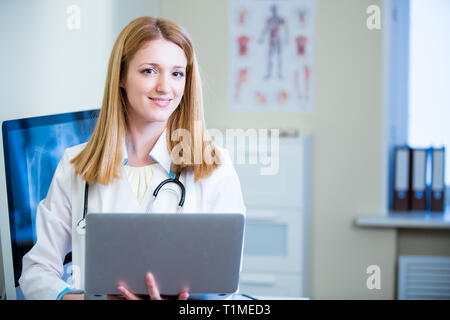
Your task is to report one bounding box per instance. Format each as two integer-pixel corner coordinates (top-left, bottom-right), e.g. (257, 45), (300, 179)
(76, 165), (186, 235)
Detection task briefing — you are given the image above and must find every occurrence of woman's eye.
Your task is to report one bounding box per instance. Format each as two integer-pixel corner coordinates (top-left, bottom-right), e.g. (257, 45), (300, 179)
(142, 68), (155, 74)
(173, 71), (184, 78)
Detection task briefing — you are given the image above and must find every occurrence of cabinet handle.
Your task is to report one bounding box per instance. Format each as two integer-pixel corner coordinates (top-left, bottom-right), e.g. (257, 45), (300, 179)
(246, 215), (276, 222)
(240, 274), (276, 286)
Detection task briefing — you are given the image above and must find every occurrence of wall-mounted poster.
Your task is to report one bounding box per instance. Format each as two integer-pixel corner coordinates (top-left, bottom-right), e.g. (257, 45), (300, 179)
(229, 0), (315, 112)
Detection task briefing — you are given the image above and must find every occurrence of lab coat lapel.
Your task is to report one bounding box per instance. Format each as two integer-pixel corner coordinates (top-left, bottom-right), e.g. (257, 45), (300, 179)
(149, 129), (172, 174)
(147, 129), (185, 213)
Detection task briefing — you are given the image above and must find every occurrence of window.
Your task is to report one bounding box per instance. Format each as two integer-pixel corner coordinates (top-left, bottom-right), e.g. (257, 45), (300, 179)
(386, 0), (450, 209)
(408, 0), (450, 185)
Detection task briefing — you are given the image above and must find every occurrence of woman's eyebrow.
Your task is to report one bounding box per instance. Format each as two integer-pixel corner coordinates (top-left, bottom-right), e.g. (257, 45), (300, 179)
(139, 62), (186, 69)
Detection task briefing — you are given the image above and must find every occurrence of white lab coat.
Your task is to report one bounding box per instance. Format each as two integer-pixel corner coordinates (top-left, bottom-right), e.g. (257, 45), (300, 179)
(19, 130), (246, 300)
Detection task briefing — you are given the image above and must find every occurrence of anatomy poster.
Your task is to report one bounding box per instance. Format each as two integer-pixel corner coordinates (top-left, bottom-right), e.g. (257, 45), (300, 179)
(229, 0), (315, 112)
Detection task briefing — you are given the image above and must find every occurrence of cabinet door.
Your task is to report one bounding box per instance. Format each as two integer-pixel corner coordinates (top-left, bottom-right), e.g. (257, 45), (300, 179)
(233, 137), (306, 209)
(241, 208), (304, 273)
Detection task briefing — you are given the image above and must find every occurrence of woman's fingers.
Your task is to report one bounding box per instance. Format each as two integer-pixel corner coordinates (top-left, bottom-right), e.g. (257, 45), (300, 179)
(117, 285), (142, 300)
(146, 273), (162, 300)
(178, 291), (190, 300)
(144, 273), (190, 300)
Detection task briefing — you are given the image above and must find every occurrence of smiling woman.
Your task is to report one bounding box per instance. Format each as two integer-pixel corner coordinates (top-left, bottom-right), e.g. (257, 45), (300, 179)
(18, 16), (246, 300)
(71, 16), (219, 183)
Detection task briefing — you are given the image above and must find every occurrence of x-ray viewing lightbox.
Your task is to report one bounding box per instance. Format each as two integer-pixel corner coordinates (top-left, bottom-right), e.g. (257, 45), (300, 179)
(2, 109), (99, 292)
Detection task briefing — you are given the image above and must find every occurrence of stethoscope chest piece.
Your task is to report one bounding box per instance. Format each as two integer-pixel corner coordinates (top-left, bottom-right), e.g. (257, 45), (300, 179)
(76, 219), (86, 235)
(76, 182), (89, 236)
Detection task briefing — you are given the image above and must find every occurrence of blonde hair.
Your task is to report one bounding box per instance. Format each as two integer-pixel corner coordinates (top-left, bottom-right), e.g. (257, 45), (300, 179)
(71, 16), (220, 185)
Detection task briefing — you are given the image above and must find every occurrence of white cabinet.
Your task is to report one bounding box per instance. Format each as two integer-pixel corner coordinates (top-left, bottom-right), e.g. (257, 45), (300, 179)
(243, 208), (304, 274)
(221, 133), (312, 298)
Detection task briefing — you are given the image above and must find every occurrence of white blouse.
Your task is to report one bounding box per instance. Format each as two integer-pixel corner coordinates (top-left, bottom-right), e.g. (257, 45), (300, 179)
(123, 164), (158, 203)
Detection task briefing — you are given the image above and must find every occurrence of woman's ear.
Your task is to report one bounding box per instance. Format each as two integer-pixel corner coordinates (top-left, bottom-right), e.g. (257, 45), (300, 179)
(119, 75), (126, 89)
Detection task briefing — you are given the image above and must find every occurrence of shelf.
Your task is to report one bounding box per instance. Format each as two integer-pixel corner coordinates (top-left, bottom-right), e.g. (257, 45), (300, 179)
(355, 206), (450, 230)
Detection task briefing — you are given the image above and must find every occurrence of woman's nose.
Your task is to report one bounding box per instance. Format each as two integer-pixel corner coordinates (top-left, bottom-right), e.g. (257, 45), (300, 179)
(156, 75), (170, 93)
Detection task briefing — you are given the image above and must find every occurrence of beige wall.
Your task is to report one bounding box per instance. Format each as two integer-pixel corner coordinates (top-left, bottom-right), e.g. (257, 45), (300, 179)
(161, 0), (396, 299)
(398, 230), (450, 257)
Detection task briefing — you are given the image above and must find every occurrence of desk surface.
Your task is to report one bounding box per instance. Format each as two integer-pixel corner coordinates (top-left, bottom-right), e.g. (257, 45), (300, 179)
(231, 294), (309, 300)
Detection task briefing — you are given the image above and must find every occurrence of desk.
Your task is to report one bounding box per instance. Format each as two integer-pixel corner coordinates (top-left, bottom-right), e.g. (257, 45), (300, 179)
(253, 296), (310, 300)
(230, 294), (309, 300)
(83, 293), (310, 300)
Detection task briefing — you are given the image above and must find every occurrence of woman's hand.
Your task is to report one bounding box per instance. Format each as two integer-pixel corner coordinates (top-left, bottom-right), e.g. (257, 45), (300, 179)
(110, 272), (189, 300)
(61, 293), (85, 300)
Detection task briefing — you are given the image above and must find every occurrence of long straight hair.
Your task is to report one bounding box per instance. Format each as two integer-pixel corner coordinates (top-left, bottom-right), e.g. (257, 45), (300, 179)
(71, 16), (220, 185)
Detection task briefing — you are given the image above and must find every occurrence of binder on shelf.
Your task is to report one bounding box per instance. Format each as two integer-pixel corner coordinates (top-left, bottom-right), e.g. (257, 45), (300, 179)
(410, 148), (428, 211)
(430, 147), (445, 212)
(393, 147), (411, 211)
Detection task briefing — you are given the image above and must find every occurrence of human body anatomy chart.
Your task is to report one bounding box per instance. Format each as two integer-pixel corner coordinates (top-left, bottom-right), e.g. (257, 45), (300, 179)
(229, 0), (315, 112)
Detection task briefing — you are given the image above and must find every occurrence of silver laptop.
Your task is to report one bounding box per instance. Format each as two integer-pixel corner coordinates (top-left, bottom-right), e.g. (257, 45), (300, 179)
(84, 213), (245, 297)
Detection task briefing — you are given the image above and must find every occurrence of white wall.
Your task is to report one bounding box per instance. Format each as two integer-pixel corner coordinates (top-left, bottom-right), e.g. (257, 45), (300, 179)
(0, 0), (160, 299)
(0, 0), (110, 120)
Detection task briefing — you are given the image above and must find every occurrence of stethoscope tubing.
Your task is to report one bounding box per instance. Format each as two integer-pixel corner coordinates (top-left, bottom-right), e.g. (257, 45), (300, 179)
(152, 172), (185, 207)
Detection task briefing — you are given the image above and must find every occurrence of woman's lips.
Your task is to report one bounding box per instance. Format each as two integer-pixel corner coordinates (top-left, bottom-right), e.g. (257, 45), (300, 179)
(149, 97), (172, 108)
